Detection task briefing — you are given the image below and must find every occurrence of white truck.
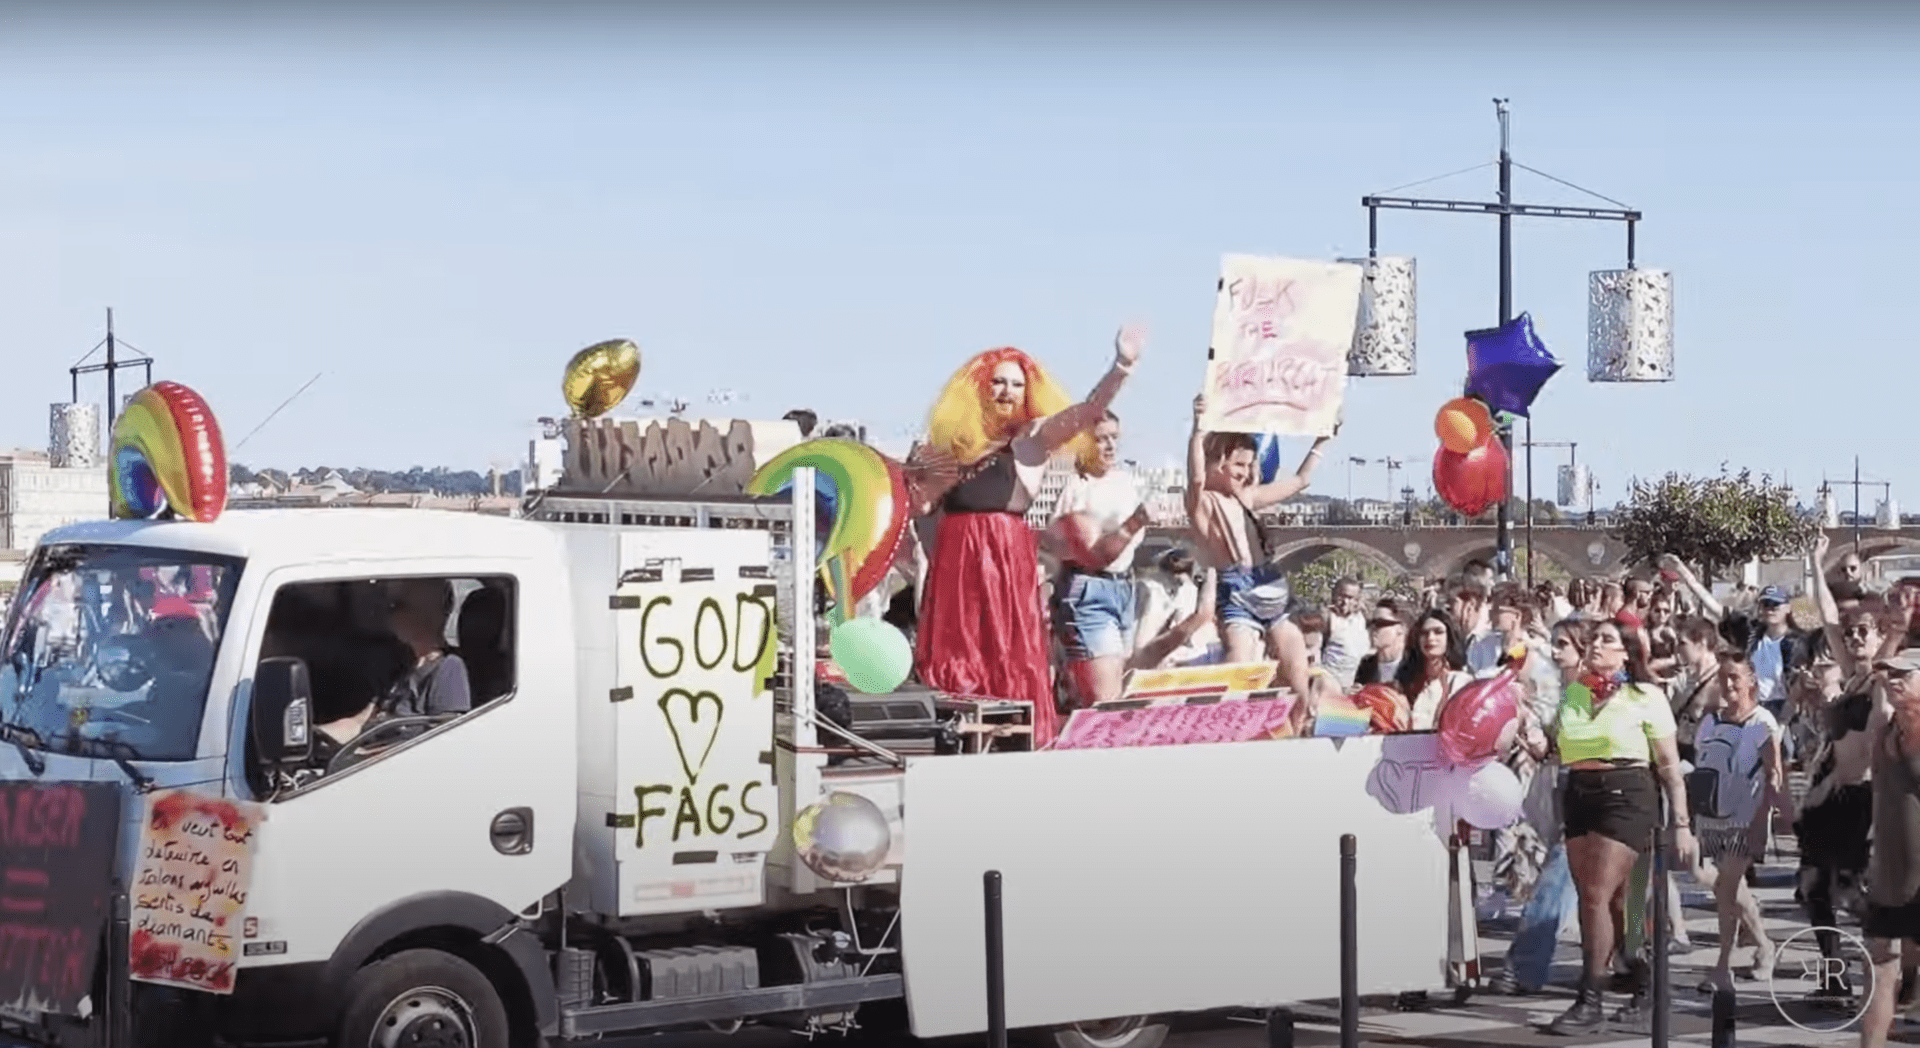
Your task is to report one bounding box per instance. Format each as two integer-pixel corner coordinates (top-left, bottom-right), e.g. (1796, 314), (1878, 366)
(0, 476), (1458, 1048)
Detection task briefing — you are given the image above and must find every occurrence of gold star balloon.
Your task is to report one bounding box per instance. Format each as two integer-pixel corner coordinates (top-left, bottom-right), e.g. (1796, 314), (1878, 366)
(561, 338), (642, 419)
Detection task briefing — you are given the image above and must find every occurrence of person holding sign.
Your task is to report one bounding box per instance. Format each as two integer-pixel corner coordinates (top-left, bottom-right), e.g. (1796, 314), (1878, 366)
(915, 326), (1145, 747)
(1184, 391), (1332, 722)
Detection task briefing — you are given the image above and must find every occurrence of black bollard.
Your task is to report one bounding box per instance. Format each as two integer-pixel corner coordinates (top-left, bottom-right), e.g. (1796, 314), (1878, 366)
(1650, 814), (1670, 1048)
(1340, 833), (1358, 1048)
(1711, 987), (1736, 1048)
(1265, 1007), (1295, 1048)
(984, 870), (1007, 1048)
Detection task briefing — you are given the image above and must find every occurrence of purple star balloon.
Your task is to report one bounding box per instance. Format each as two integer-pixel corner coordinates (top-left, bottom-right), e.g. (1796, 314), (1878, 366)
(1465, 312), (1561, 419)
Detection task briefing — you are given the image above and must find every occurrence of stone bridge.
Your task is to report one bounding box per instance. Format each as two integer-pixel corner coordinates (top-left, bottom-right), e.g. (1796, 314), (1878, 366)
(1138, 524), (1920, 583)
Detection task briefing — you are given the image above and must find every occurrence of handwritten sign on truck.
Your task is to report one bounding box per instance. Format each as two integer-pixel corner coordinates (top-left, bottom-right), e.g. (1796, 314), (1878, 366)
(0, 782), (121, 1014)
(1201, 254), (1362, 437)
(129, 789), (265, 994)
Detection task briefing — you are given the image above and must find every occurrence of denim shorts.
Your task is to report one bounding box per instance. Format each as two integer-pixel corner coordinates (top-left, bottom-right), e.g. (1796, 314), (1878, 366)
(1216, 563), (1291, 633)
(1051, 570), (1137, 661)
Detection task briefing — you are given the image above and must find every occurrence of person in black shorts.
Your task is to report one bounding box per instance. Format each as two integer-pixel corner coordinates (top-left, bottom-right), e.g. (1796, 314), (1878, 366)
(1860, 652), (1920, 1048)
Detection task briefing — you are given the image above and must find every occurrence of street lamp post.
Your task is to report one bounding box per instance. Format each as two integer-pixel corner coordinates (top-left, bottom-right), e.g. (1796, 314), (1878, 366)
(1519, 439), (1580, 586)
(1362, 100), (1646, 583)
(68, 308), (153, 425)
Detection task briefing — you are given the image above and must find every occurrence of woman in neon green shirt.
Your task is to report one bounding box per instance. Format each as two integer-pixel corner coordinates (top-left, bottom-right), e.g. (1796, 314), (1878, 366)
(1547, 614), (1698, 1035)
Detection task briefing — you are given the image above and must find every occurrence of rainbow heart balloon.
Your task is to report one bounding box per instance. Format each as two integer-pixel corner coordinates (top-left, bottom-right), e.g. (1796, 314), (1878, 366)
(110, 382), (229, 523)
(747, 439), (907, 625)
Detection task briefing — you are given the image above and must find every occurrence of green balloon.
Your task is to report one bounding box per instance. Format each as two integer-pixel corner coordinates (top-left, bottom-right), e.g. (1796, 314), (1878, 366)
(829, 618), (913, 694)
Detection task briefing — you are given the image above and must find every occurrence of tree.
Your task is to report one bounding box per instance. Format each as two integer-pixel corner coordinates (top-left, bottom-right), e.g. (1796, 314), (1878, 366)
(1611, 469), (1818, 580)
(1291, 550), (1402, 607)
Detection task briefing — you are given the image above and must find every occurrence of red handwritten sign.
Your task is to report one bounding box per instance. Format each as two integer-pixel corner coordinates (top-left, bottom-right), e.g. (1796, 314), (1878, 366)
(1053, 696), (1297, 750)
(1202, 255), (1364, 437)
(0, 782), (121, 1014)
(129, 789), (264, 995)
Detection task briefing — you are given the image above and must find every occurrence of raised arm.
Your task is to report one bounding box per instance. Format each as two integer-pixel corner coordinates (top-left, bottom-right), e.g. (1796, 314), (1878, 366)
(1184, 395), (1210, 523)
(1658, 554), (1725, 621)
(1031, 324), (1144, 455)
(1807, 532), (1857, 675)
(1242, 433), (1333, 512)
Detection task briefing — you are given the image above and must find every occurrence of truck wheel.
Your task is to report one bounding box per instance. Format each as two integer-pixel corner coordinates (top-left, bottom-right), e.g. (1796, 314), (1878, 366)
(337, 948), (511, 1048)
(1047, 1015), (1170, 1048)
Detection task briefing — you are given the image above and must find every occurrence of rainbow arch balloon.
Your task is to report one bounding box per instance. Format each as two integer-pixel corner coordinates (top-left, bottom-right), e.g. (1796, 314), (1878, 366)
(110, 381), (229, 523)
(747, 438), (908, 624)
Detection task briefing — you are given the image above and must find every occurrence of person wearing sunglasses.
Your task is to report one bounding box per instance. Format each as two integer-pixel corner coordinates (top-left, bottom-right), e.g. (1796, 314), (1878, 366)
(1547, 614), (1696, 1034)
(1352, 597), (1410, 688)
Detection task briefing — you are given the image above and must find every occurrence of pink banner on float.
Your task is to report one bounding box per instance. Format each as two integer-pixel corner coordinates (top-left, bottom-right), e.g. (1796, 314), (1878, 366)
(1053, 694), (1297, 750)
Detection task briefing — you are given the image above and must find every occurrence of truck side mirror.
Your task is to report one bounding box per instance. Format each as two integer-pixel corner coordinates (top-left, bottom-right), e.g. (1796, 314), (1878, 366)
(253, 657), (314, 769)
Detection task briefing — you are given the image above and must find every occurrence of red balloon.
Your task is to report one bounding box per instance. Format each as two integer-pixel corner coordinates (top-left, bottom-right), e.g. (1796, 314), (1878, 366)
(1437, 668), (1520, 767)
(1432, 437), (1509, 517)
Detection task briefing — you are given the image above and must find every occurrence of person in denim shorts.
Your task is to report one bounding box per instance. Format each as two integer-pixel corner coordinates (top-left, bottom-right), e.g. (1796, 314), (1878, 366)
(1048, 411), (1152, 707)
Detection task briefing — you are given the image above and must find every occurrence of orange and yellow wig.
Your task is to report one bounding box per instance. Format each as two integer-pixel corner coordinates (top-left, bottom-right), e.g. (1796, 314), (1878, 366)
(927, 347), (1091, 467)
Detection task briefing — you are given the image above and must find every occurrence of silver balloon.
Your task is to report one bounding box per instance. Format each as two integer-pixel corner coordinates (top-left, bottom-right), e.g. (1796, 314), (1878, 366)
(792, 792), (892, 883)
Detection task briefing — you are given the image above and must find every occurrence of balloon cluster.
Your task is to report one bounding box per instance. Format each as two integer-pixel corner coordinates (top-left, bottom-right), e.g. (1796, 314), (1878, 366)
(1428, 313), (1561, 518)
(747, 442), (918, 697)
(1432, 650), (1527, 829)
(110, 381), (229, 523)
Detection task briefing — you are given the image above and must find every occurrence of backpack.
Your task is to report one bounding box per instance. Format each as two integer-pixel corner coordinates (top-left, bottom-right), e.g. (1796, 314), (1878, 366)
(1687, 711), (1764, 822)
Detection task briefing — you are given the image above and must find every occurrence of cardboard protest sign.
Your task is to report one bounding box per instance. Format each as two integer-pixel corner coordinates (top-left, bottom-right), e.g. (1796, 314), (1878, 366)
(0, 782), (121, 1014)
(1201, 255), (1363, 436)
(129, 789), (265, 995)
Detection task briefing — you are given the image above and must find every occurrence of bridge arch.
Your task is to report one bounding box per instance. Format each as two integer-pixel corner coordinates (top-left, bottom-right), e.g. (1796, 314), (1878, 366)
(1267, 536), (1407, 582)
(1422, 539), (1595, 582)
(1827, 536), (1920, 576)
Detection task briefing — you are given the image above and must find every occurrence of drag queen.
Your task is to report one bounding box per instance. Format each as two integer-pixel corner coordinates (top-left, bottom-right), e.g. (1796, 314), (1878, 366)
(915, 326), (1144, 746)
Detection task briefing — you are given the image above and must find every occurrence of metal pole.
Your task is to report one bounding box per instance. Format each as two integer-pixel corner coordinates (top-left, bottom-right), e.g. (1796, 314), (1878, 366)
(105, 308), (118, 424)
(1525, 417), (1534, 587)
(1650, 808), (1670, 1048)
(984, 870), (1008, 1048)
(108, 882), (131, 1048)
(1710, 987), (1736, 1047)
(1340, 834), (1358, 1048)
(1855, 456), (1863, 549)
(1494, 99), (1515, 581)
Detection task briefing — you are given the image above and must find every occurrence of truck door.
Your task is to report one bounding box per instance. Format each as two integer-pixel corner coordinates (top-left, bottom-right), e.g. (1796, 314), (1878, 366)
(235, 561), (577, 970)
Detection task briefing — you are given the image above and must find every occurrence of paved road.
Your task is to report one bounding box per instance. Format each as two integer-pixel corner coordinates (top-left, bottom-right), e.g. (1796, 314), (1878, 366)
(592, 836), (1898, 1048)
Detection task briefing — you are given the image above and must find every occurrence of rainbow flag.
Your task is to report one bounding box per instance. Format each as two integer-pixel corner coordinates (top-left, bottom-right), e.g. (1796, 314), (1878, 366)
(1312, 693), (1372, 737)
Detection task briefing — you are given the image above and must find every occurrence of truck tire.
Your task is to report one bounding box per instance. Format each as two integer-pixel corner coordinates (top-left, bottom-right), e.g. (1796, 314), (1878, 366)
(1044, 1015), (1170, 1048)
(336, 948), (512, 1048)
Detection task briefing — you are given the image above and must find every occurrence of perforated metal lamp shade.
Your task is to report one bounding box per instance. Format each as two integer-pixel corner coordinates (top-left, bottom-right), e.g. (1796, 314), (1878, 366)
(1587, 268), (1674, 382)
(1338, 255), (1417, 376)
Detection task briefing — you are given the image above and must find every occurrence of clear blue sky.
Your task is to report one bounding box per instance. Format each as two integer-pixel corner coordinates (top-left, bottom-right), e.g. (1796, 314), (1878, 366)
(2, 3), (1914, 507)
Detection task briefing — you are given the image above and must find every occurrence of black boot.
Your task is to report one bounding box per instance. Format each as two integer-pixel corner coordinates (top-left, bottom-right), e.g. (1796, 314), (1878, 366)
(1548, 985), (1607, 1036)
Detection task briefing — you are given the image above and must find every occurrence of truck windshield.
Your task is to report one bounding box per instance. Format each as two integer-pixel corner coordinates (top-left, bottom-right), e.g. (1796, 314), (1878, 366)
(0, 544), (243, 763)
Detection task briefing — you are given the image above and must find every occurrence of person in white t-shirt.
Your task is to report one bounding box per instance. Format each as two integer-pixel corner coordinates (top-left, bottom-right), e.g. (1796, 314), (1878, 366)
(1320, 575), (1371, 690)
(1046, 411), (1151, 706)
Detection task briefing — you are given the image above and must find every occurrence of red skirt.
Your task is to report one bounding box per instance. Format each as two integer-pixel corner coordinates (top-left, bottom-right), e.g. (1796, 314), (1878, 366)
(915, 510), (1057, 746)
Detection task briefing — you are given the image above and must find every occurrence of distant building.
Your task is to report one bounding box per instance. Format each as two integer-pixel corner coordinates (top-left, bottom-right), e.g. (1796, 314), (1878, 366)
(0, 450), (109, 551)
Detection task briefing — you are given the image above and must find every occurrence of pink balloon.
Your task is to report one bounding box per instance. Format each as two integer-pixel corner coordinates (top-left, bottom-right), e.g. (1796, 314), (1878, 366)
(1438, 669), (1520, 767)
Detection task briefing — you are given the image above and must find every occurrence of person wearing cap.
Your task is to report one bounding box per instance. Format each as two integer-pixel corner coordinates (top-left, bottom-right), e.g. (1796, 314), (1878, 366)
(1858, 648), (1920, 1048)
(1660, 554), (1808, 726)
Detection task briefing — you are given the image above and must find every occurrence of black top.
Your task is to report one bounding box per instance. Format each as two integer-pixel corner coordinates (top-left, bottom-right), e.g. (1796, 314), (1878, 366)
(942, 447), (1031, 515)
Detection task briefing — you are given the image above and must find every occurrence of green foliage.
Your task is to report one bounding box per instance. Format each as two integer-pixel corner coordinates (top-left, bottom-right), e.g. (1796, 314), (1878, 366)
(1291, 550), (1401, 607)
(1612, 469), (1818, 578)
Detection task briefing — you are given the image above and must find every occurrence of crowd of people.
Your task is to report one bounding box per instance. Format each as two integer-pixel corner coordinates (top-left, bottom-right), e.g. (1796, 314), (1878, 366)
(834, 329), (1920, 1043)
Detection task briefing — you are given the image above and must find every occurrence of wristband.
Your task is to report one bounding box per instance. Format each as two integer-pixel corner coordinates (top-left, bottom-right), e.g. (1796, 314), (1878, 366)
(1113, 358), (1134, 374)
